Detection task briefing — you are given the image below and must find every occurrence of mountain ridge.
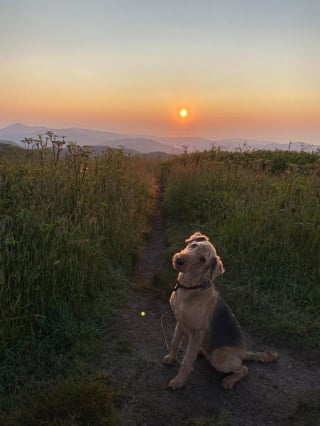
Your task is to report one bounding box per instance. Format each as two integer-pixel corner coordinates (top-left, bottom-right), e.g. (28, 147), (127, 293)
(0, 123), (318, 154)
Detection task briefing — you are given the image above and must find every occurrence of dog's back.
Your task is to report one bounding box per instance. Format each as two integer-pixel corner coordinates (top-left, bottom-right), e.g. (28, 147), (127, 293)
(204, 295), (246, 352)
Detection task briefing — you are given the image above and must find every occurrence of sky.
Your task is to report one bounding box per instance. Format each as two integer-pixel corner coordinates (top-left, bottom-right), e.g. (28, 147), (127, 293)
(1, 0), (320, 143)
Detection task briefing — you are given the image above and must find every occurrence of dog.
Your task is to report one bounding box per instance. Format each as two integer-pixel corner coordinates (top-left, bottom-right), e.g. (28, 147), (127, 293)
(163, 232), (279, 390)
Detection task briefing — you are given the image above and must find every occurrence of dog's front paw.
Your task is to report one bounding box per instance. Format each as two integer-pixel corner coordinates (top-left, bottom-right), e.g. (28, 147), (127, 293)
(221, 375), (236, 390)
(163, 354), (175, 365)
(168, 376), (185, 390)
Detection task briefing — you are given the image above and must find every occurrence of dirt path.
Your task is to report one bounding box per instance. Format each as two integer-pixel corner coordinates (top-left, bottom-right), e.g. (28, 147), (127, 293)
(102, 194), (320, 426)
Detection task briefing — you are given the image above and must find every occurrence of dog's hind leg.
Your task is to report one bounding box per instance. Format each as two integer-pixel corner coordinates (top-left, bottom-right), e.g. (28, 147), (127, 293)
(221, 365), (249, 389)
(210, 347), (248, 389)
(243, 350), (279, 363)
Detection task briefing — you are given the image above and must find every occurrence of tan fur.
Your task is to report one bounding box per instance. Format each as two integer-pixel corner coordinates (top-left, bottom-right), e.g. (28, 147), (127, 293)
(163, 232), (279, 390)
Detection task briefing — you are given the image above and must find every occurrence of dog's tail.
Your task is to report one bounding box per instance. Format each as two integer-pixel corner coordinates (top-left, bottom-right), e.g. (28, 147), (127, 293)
(243, 350), (279, 363)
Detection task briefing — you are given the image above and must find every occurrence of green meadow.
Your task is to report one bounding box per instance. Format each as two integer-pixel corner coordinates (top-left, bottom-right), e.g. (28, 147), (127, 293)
(163, 148), (320, 347)
(1, 140), (319, 423)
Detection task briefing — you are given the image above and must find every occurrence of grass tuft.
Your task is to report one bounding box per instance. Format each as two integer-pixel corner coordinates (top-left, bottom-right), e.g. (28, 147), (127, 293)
(2, 372), (122, 426)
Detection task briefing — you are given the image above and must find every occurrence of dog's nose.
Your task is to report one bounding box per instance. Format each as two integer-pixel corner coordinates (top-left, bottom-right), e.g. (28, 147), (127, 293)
(176, 256), (185, 266)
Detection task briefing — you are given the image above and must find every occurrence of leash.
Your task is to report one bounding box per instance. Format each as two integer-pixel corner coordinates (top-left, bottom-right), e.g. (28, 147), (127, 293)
(160, 311), (215, 383)
(160, 311), (182, 365)
(160, 311), (170, 351)
(172, 279), (213, 292)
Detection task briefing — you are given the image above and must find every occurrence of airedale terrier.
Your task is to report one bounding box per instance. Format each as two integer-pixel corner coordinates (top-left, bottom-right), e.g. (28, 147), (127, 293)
(163, 232), (279, 390)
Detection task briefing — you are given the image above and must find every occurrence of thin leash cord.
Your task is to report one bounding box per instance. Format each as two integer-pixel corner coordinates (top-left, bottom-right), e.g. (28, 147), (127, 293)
(160, 311), (170, 351)
(160, 311), (183, 365)
(160, 312), (213, 381)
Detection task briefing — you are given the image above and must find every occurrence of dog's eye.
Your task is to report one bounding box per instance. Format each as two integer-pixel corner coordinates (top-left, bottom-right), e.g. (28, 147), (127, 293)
(200, 256), (206, 262)
(190, 243), (197, 249)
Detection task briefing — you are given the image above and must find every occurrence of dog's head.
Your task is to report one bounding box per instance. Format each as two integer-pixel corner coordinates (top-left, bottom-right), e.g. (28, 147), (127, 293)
(173, 232), (225, 280)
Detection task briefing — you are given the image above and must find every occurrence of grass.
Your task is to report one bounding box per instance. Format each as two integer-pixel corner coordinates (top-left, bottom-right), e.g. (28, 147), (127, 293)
(2, 371), (123, 426)
(1, 141), (320, 423)
(162, 149), (320, 348)
(0, 141), (157, 418)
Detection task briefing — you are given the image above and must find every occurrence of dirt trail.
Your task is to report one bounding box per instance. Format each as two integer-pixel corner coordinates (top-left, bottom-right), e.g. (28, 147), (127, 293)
(102, 195), (320, 426)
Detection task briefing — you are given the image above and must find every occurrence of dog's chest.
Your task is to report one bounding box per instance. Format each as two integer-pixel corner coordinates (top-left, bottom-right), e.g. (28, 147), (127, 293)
(170, 290), (214, 332)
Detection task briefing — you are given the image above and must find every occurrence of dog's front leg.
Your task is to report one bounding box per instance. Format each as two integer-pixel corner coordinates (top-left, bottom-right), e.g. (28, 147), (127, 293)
(163, 322), (184, 365)
(168, 330), (202, 390)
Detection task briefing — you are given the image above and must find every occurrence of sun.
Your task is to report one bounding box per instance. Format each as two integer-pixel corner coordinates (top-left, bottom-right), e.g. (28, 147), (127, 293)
(179, 108), (188, 119)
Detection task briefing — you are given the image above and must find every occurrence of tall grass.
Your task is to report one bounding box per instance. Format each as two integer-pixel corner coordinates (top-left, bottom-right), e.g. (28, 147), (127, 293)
(0, 144), (157, 407)
(163, 149), (320, 347)
(2, 143), (319, 421)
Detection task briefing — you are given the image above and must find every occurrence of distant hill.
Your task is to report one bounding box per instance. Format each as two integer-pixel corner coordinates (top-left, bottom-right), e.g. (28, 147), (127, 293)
(160, 137), (319, 153)
(106, 137), (177, 154)
(0, 139), (18, 145)
(158, 136), (215, 151)
(0, 123), (179, 154)
(0, 140), (24, 157)
(0, 123), (48, 143)
(0, 123), (318, 154)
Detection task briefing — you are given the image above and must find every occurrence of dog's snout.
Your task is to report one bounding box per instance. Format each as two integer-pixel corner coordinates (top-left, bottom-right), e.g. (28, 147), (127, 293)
(175, 256), (185, 266)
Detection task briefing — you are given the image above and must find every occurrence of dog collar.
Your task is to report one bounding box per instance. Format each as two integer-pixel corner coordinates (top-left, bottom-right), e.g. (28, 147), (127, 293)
(173, 280), (213, 292)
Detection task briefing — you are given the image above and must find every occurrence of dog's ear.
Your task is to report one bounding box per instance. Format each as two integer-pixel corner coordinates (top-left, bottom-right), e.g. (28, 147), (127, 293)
(211, 255), (225, 280)
(185, 231), (209, 244)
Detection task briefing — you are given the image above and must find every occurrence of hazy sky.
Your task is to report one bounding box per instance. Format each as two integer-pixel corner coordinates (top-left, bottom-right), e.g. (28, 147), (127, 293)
(1, 0), (320, 142)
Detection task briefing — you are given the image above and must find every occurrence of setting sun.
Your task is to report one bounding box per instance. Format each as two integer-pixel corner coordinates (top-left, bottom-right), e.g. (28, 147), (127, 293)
(179, 108), (188, 119)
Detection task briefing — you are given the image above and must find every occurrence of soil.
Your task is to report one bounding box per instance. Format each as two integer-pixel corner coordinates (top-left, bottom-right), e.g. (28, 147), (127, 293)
(102, 194), (320, 426)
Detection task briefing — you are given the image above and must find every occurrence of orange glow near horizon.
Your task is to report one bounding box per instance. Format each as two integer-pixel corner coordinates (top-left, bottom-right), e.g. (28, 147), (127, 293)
(1, 76), (320, 142)
(1, 96), (320, 143)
